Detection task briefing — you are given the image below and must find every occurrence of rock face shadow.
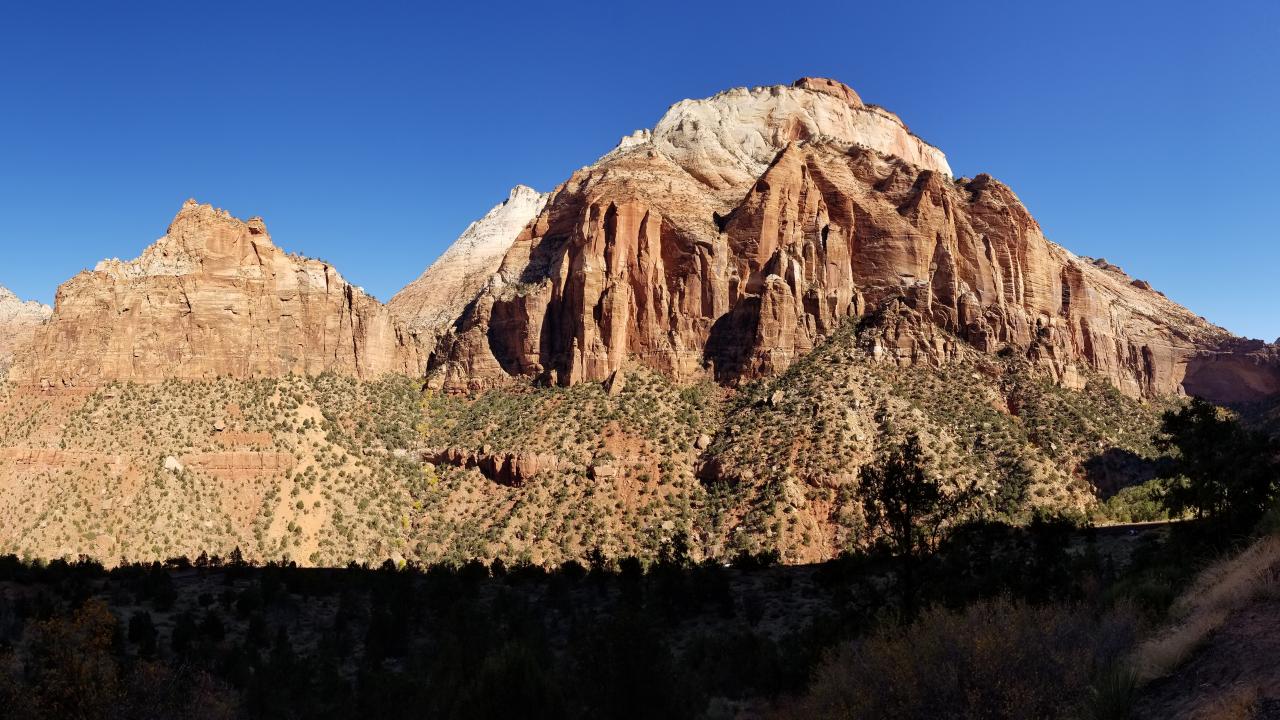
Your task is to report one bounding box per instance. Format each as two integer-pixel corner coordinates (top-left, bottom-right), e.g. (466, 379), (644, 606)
(1082, 447), (1161, 499)
(703, 298), (762, 383)
(1182, 347), (1280, 405)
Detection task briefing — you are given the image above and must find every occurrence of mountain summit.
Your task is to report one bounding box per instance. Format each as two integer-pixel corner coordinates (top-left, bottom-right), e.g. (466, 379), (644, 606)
(0, 77), (1275, 570)
(11, 80), (1277, 403)
(420, 78), (1277, 402)
(602, 76), (952, 190)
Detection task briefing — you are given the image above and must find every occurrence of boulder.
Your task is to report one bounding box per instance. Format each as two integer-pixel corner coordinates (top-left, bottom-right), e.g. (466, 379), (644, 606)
(604, 368), (626, 397)
(589, 464), (617, 480)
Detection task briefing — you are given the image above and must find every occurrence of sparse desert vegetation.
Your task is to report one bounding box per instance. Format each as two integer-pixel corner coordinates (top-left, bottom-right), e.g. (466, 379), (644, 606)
(0, 318), (1188, 570)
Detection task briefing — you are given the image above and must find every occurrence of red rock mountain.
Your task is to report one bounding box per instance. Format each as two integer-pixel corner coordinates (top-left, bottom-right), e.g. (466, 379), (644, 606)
(424, 78), (1279, 402)
(10, 79), (1276, 403)
(17, 200), (423, 387)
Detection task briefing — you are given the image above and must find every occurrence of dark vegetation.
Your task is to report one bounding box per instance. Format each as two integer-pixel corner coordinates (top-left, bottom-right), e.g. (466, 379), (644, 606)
(783, 398), (1280, 719)
(1156, 398), (1280, 531)
(0, 530), (1126, 719)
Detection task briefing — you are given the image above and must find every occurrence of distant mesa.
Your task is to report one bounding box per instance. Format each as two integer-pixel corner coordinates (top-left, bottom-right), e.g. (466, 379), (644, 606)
(388, 184), (549, 357)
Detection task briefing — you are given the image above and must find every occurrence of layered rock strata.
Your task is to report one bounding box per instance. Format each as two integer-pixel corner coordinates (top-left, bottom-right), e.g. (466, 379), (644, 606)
(422, 446), (563, 488)
(18, 200), (423, 387)
(0, 287), (51, 375)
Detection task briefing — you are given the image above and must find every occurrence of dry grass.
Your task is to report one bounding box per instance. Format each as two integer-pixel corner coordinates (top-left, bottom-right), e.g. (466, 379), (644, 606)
(1134, 534), (1280, 681)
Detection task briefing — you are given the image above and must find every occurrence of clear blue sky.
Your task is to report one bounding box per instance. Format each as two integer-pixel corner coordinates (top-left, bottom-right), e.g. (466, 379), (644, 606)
(1, 1), (1276, 340)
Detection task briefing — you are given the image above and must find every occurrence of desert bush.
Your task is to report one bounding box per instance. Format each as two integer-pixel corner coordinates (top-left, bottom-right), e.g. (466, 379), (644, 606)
(22, 599), (122, 719)
(783, 597), (1136, 720)
(1096, 480), (1168, 523)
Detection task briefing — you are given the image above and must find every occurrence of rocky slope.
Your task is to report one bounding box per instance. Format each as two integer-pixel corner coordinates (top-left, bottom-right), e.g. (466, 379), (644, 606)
(0, 343), (1172, 566)
(389, 185), (549, 355)
(424, 78), (1278, 403)
(0, 286), (50, 376)
(15, 200), (424, 387)
(0, 374), (428, 564)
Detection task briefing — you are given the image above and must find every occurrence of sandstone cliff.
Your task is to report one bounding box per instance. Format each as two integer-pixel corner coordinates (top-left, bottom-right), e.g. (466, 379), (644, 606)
(17, 200), (423, 387)
(388, 185), (548, 355)
(424, 78), (1278, 402)
(0, 286), (51, 376)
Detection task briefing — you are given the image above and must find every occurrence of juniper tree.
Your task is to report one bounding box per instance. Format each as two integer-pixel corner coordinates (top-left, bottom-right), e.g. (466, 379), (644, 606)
(1157, 398), (1279, 531)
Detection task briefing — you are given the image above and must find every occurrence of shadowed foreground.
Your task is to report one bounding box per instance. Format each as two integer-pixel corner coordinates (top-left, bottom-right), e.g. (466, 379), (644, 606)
(0, 516), (1227, 720)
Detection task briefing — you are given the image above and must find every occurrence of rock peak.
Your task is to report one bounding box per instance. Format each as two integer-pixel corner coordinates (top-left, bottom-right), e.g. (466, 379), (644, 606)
(423, 79), (1279, 403)
(508, 184), (541, 201)
(89, 200), (285, 280)
(21, 202), (423, 385)
(165, 199), (274, 249)
(0, 285), (51, 318)
(0, 285), (52, 374)
(600, 77), (952, 190)
(388, 184), (550, 345)
(792, 77), (863, 107)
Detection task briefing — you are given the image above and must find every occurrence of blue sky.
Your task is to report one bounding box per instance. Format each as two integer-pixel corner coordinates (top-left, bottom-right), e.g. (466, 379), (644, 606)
(1, 1), (1276, 340)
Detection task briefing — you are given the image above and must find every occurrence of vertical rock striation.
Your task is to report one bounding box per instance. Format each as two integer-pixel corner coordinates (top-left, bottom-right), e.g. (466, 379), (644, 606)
(422, 78), (1279, 402)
